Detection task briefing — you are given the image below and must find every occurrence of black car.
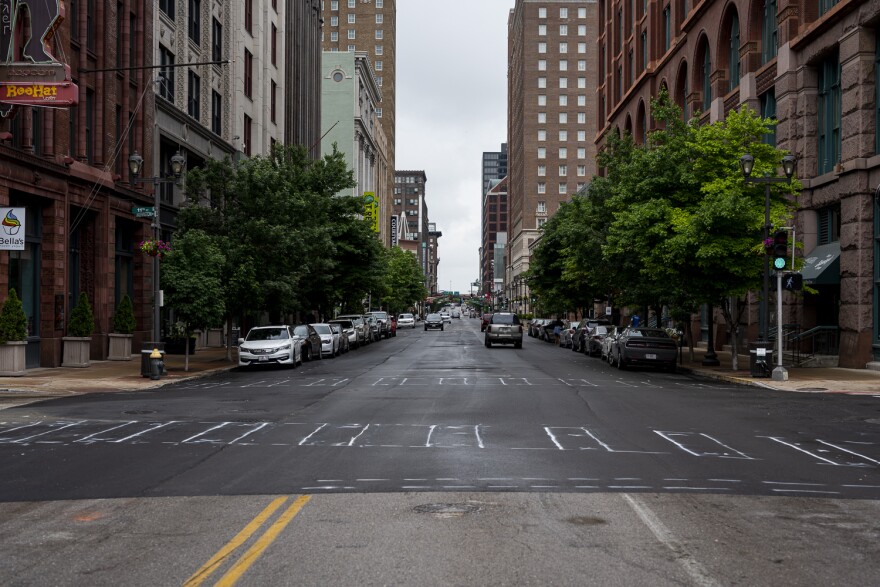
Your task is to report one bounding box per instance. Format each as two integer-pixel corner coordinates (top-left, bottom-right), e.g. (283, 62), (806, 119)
(293, 324), (323, 361)
(425, 313), (444, 330)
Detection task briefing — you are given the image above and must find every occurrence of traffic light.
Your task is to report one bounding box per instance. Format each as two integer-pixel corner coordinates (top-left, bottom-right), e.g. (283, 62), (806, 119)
(772, 230), (788, 270)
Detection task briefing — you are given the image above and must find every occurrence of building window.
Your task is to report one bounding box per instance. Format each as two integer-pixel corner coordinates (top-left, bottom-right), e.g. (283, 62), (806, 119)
(538, 184), (546, 195)
(701, 47), (712, 111)
(188, 0), (200, 43)
(579, 7), (587, 17)
(663, 5), (671, 51)
(538, 164), (546, 176)
(579, 26), (587, 37)
(538, 59), (547, 71)
(159, 46), (175, 103)
(211, 91), (222, 134)
(559, 130), (568, 141)
(559, 112), (568, 123)
(244, 50), (253, 98)
(84, 89), (94, 162)
(559, 24), (568, 36)
(85, 0), (95, 50)
(762, 0), (778, 64)
(578, 76), (586, 89)
(538, 7), (547, 18)
(376, 13), (383, 23)
(188, 71), (200, 120)
(538, 42), (547, 53)
(538, 130), (546, 141)
(537, 201), (546, 212)
(559, 147), (568, 158)
(559, 183), (568, 194)
(876, 33), (880, 154)
(538, 95), (546, 106)
(559, 95), (568, 106)
(376, 61), (383, 70)
(243, 114), (252, 156)
(538, 77), (547, 88)
(578, 112), (586, 123)
(577, 165), (586, 176)
(560, 7), (568, 18)
(376, 30), (383, 39)
(331, 0), (338, 9)
(159, 0), (174, 20)
(760, 90), (776, 146)
(560, 60), (568, 71)
(348, 13), (356, 23)
(819, 0), (839, 16)
(538, 147), (546, 159)
(578, 148), (586, 158)
(817, 52), (841, 175)
(348, 29), (356, 39)
(331, 32), (338, 42)
(729, 14), (740, 92)
(270, 80), (277, 123)
(558, 164), (567, 176)
(539, 24), (547, 36)
(560, 77), (568, 88)
(245, 0), (253, 34)
(641, 31), (648, 71)
(376, 45), (383, 55)
(212, 18), (222, 61)
(818, 205), (840, 244)
(538, 112), (546, 123)
(560, 42), (568, 53)
(271, 24), (277, 65)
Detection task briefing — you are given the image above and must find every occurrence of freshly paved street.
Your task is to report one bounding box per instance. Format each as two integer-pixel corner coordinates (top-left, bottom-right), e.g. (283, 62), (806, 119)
(1, 317), (878, 585)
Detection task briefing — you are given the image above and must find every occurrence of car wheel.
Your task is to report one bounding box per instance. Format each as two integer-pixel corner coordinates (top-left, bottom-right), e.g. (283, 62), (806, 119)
(303, 346), (311, 362)
(514, 341), (522, 349)
(485, 339), (491, 348)
(441, 325), (444, 331)
(425, 326), (428, 331)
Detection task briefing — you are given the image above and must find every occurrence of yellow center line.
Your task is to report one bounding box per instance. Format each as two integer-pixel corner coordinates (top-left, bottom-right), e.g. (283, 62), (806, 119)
(213, 495), (312, 587)
(182, 496), (289, 587)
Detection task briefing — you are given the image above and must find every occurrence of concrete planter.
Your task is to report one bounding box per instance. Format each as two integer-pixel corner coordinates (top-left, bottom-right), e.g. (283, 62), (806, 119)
(62, 337), (91, 368)
(108, 333), (133, 361)
(0, 341), (27, 376)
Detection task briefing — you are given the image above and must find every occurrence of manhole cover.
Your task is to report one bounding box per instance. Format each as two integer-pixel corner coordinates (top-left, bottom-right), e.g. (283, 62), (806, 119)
(796, 387), (829, 392)
(413, 503), (480, 516)
(568, 516), (607, 526)
(122, 410), (156, 415)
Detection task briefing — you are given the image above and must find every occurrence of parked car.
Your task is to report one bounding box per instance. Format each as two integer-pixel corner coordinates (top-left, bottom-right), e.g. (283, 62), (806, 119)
(484, 312), (524, 348)
(363, 314), (381, 342)
(310, 323), (340, 358)
(398, 313), (416, 328)
(367, 311), (391, 338)
(561, 320), (582, 348)
(328, 323), (349, 354)
(611, 327), (678, 371)
(293, 324), (323, 361)
(528, 318), (547, 338)
(542, 319), (564, 342)
(575, 319), (612, 352)
(425, 313), (444, 330)
(237, 325), (302, 368)
(601, 326), (623, 361)
(334, 315), (369, 347)
(328, 318), (360, 349)
(585, 325), (611, 357)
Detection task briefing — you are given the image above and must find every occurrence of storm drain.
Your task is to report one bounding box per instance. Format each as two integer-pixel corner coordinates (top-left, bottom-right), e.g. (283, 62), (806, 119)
(796, 387), (829, 392)
(413, 503), (480, 517)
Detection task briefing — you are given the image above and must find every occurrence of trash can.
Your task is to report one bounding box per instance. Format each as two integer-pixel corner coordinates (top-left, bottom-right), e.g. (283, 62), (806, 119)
(230, 327), (240, 347)
(749, 341), (773, 378)
(141, 342), (166, 377)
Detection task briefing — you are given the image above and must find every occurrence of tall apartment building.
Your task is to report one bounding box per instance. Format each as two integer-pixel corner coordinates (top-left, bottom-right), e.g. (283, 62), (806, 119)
(322, 0), (396, 248)
(321, 52), (389, 206)
(482, 178), (509, 297)
(482, 143), (509, 195)
(506, 1), (598, 305)
(596, 0), (880, 367)
(393, 171), (438, 288)
(285, 0), (324, 156)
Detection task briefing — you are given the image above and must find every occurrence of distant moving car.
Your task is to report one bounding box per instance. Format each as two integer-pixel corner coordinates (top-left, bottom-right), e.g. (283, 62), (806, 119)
(484, 312), (524, 348)
(611, 327), (678, 371)
(440, 311), (452, 324)
(452, 308), (461, 319)
(310, 323), (340, 358)
(293, 324), (323, 361)
(238, 325), (302, 368)
(425, 313), (444, 330)
(397, 313), (416, 328)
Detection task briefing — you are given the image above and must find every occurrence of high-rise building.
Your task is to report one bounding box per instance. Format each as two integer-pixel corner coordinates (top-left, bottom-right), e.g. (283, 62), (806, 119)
(323, 0), (396, 248)
(482, 177), (508, 298)
(595, 0), (879, 368)
(285, 0), (324, 157)
(506, 1), (598, 305)
(482, 143), (508, 195)
(393, 171), (439, 289)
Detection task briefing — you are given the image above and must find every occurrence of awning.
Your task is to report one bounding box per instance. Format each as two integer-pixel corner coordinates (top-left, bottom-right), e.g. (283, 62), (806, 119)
(801, 242), (840, 286)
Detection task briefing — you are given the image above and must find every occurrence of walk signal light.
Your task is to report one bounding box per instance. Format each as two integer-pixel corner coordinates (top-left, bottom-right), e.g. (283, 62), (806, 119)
(773, 230), (788, 270)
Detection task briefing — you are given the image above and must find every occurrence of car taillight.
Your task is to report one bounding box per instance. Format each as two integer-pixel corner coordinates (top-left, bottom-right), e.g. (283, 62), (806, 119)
(626, 341), (647, 348)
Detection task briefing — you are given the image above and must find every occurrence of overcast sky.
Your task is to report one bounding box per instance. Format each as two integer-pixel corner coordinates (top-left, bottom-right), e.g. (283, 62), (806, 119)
(396, 1), (512, 295)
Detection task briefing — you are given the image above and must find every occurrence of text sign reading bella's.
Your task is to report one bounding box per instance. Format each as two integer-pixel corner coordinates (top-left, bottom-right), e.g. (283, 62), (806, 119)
(0, 208), (26, 250)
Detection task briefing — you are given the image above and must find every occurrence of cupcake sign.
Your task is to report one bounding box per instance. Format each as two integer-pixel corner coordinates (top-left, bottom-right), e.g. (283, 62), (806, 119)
(0, 208), (25, 250)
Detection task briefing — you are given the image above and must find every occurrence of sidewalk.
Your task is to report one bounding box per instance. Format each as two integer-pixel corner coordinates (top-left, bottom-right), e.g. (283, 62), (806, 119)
(1, 345), (879, 401)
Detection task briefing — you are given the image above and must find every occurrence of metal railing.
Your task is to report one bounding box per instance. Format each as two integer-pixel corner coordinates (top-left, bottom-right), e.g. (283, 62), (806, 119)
(787, 325), (839, 366)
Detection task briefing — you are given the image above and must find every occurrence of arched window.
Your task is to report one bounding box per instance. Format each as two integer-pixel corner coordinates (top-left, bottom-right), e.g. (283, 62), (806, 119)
(762, 0), (778, 64)
(729, 13), (740, 92)
(701, 46), (712, 111)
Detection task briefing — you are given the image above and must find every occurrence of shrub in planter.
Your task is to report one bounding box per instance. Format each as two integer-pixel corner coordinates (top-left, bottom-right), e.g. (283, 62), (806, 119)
(0, 288), (28, 344)
(63, 292), (94, 367)
(108, 294), (136, 361)
(0, 289), (28, 376)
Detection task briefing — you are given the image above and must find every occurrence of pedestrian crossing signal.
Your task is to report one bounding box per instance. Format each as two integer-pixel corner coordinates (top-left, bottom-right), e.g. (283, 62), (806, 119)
(783, 272), (803, 291)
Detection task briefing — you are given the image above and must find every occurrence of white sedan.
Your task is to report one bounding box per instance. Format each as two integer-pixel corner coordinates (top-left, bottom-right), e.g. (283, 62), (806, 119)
(440, 312), (452, 324)
(397, 313), (416, 328)
(238, 325), (302, 368)
(311, 323), (340, 357)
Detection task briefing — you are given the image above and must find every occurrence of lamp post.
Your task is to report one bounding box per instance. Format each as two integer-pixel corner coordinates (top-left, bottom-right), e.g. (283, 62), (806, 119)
(128, 150), (185, 345)
(740, 153), (796, 375)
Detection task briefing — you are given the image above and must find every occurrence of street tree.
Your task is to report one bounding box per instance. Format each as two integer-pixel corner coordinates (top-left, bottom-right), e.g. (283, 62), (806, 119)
(382, 247), (428, 316)
(161, 229), (226, 371)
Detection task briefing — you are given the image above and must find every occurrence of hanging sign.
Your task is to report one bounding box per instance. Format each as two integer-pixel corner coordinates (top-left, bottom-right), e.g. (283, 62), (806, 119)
(0, 208), (26, 250)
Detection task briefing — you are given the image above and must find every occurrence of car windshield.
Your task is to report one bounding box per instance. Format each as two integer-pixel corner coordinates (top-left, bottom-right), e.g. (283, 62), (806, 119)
(329, 324), (341, 333)
(491, 314), (519, 325)
(427, 313), (441, 320)
(627, 328), (669, 338)
(331, 320), (352, 328)
(312, 324), (332, 334)
(371, 312), (388, 319)
(592, 326), (608, 335)
(293, 325), (310, 337)
(399, 314), (413, 319)
(246, 328), (288, 341)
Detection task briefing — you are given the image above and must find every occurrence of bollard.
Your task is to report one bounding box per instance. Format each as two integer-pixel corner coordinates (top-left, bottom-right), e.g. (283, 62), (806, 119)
(150, 348), (163, 380)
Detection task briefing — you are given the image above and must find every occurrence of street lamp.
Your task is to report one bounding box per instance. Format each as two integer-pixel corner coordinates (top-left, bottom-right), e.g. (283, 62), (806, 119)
(128, 150), (186, 346)
(740, 152), (796, 377)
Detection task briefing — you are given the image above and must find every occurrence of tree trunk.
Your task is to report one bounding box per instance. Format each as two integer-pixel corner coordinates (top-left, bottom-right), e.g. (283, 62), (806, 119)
(184, 328), (191, 372)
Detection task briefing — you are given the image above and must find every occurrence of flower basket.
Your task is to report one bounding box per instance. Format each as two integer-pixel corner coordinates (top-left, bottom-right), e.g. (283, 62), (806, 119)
(140, 238), (171, 259)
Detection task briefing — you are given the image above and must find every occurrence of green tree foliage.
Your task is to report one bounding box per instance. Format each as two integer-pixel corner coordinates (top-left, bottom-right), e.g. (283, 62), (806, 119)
(0, 289), (28, 343)
(178, 144), (383, 323)
(67, 292), (95, 337)
(162, 229), (226, 369)
(528, 89), (800, 367)
(382, 247), (428, 315)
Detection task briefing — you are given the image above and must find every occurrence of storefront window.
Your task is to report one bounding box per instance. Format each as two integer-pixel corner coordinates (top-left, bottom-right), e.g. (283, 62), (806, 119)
(8, 206), (41, 337)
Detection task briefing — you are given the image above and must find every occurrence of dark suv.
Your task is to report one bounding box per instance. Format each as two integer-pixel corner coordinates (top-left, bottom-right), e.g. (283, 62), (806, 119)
(484, 313), (524, 348)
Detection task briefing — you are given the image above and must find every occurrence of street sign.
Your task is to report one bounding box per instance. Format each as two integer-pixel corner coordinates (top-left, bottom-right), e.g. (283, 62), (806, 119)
(132, 206), (156, 218)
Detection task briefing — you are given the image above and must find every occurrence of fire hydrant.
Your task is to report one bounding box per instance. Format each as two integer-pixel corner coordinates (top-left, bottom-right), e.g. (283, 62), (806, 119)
(149, 348), (164, 380)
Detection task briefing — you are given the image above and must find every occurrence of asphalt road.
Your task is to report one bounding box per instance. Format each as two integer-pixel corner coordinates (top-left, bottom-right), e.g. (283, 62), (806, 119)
(1, 317), (878, 586)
